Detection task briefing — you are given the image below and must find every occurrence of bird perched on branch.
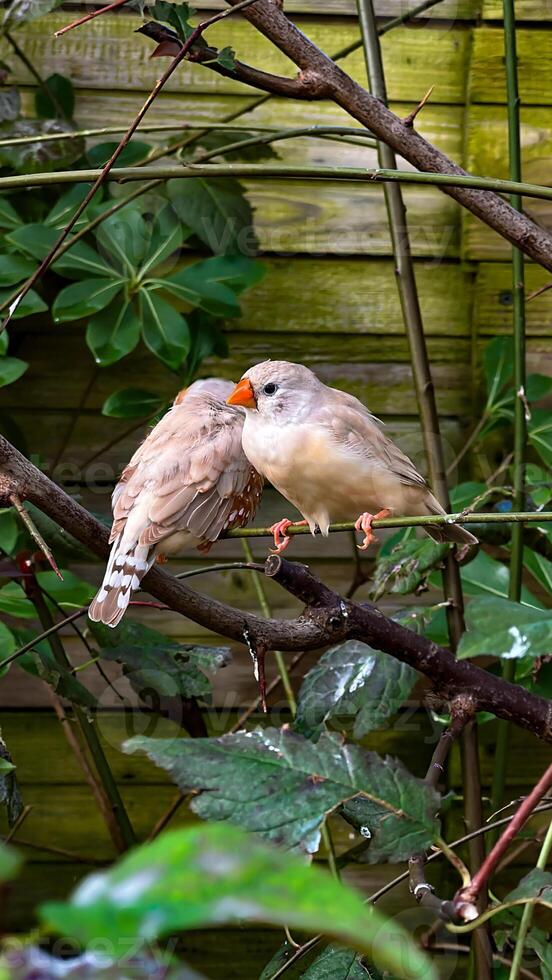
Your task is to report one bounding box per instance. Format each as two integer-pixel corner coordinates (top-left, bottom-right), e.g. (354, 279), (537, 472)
(89, 378), (263, 627)
(227, 361), (477, 554)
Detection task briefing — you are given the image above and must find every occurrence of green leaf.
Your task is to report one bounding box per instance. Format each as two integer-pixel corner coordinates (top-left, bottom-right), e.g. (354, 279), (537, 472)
(169, 177), (257, 255)
(182, 311), (228, 381)
(52, 278), (124, 323)
(0, 733), (23, 826)
(0, 622), (16, 672)
(214, 46), (236, 71)
(0, 843), (20, 884)
(502, 868), (552, 908)
(138, 205), (184, 279)
(139, 289), (190, 370)
(258, 941), (296, 980)
(0, 356), (27, 387)
(35, 569), (96, 608)
(159, 269), (240, 318)
(96, 210), (150, 275)
(526, 373), (552, 403)
(0, 119), (83, 173)
(45, 184), (107, 231)
(0, 254), (36, 287)
(0, 507), (18, 553)
(41, 823), (434, 980)
(7, 224), (115, 278)
(523, 547), (552, 594)
(35, 73), (75, 120)
(192, 128), (280, 163)
(101, 387), (165, 419)
(483, 336), (513, 411)
(449, 481), (487, 511)
(455, 550), (541, 605)
(294, 640), (417, 740)
(0, 197), (22, 230)
(457, 596), (552, 662)
(0, 582), (36, 619)
(90, 619), (230, 702)
(371, 531), (449, 599)
(21, 645), (97, 708)
(302, 945), (380, 979)
(184, 253), (265, 293)
(150, 1), (194, 41)
(0, 287), (47, 319)
(2, 0), (63, 30)
(87, 296), (141, 366)
(86, 140), (152, 169)
(125, 728), (440, 856)
(529, 409), (552, 467)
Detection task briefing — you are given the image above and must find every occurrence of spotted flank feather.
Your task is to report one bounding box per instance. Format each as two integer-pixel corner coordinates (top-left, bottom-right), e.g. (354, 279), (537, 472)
(88, 378), (263, 627)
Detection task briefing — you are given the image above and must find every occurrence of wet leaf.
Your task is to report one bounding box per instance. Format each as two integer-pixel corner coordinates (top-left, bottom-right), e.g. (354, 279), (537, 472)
(125, 728), (440, 856)
(457, 596), (552, 661)
(52, 278), (124, 323)
(86, 296), (141, 366)
(41, 823), (434, 980)
(294, 640), (417, 740)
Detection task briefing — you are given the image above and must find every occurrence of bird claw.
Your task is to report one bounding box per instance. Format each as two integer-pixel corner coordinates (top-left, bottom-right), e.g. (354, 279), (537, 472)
(354, 509), (391, 551)
(269, 518), (295, 554)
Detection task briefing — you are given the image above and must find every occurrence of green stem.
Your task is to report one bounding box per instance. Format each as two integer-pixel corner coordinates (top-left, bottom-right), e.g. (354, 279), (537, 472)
(321, 821), (341, 881)
(225, 510), (552, 536)
(29, 587), (136, 851)
(508, 818), (552, 980)
(4, 163), (552, 199)
(240, 540), (296, 714)
(331, 0), (448, 61)
(492, 0), (527, 822)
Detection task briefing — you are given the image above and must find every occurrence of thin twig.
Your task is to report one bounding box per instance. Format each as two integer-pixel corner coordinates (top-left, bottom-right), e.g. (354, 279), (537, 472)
(55, 0), (131, 36)
(10, 493), (62, 579)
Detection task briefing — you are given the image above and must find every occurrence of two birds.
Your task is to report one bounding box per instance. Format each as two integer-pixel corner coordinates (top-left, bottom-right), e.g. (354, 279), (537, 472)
(89, 361), (476, 626)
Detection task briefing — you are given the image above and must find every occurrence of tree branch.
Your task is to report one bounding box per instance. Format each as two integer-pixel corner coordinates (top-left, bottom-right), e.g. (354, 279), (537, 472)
(1, 435), (550, 743)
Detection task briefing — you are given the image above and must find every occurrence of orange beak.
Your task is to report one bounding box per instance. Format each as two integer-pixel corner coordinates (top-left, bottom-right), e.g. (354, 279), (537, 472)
(226, 378), (257, 409)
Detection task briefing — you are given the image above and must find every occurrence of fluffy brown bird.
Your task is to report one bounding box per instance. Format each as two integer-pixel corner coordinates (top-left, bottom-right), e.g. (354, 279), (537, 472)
(89, 378), (263, 627)
(227, 361), (477, 554)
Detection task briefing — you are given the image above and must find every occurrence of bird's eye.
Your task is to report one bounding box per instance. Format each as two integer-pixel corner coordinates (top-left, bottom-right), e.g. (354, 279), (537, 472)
(263, 383), (278, 396)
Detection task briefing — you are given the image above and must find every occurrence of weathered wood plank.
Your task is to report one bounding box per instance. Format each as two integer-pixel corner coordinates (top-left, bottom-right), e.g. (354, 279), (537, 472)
(470, 27), (552, 105)
(474, 262), (552, 336)
(482, 0), (552, 20)
(72, 0), (482, 17)
(1, 15), (470, 104)
(464, 104), (552, 261)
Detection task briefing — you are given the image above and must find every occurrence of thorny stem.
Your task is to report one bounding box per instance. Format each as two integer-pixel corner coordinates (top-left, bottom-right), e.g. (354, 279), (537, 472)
(10, 493), (63, 579)
(508, 816), (552, 980)
(0, 0), (263, 332)
(492, 0), (528, 826)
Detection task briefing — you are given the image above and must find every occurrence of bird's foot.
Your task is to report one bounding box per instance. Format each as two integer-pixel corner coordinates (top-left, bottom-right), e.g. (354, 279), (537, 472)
(155, 553), (168, 564)
(354, 509), (391, 551)
(269, 518), (308, 555)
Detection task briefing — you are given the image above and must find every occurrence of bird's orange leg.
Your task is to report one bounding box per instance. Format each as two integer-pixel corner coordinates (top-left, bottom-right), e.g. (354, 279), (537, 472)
(155, 553), (168, 564)
(354, 509), (392, 551)
(269, 518), (309, 555)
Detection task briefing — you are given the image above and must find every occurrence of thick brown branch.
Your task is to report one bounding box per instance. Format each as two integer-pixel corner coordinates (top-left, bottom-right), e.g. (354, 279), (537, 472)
(213, 0), (552, 272)
(1, 435), (551, 743)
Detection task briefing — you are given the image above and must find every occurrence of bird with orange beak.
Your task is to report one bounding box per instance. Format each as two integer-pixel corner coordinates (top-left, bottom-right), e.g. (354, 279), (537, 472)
(89, 378), (263, 627)
(227, 361), (477, 555)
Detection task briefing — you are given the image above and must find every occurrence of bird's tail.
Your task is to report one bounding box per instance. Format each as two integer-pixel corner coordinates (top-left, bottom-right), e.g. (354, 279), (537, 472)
(88, 536), (154, 628)
(423, 493), (479, 548)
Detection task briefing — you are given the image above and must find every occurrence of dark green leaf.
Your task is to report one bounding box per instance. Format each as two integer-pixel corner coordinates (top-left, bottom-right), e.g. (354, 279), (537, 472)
(457, 596), (552, 661)
(7, 224), (115, 278)
(41, 823), (434, 980)
(0, 119), (83, 173)
(160, 268), (240, 318)
(0, 197), (22, 230)
(529, 409), (552, 467)
(95, 209), (149, 274)
(36, 569), (96, 608)
(0, 843), (21, 883)
(150, 1), (194, 41)
(0, 506), (19, 553)
(45, 184), (107, 231)
(0, 254), (36, 287)
(483, 336), (513, 411)
(86, 140), (152, 168)
(52, 278), (124, 323)
(140, 289), (190, 369)
(91, 619), (230, 702)
(0, 356), (27, 387)
(87, 296), (141, 366)
(294, 640), (417, 740)
(0, 622), (16, 673)
(0, 288), (47, 319)
(258, 941), (296, 980)
(0, 732), (23, 826)
(0, 582), (35, 619)
(35, 73), (75, 119)
(449, 481), (487, 511)
(187, 253), (265, 293)
(454, 550), (541, 605)
(214, 46), (236, 71)
(2, 0), (63, 30)
(502, 869), (552, 908)
(138, 205), (184, 278)
(21, 645), (97, 709)
(192, 129), (280, 163)
(182, 311), (228, 381)
(371, 531), (449, 599)
(0, 87), (20, 123)
(526, 373), (552, 403)
(302, 944), (379, 979)
(169, 177), (257, 255)
(102, 387), (165, 419)
(125, 728), (440, 855)
(523, 547), (552, 594)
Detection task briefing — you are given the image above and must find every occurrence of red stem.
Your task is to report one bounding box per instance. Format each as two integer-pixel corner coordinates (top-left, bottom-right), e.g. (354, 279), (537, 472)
(54, 0), (130, 37)
(456, 762), (552, 908)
